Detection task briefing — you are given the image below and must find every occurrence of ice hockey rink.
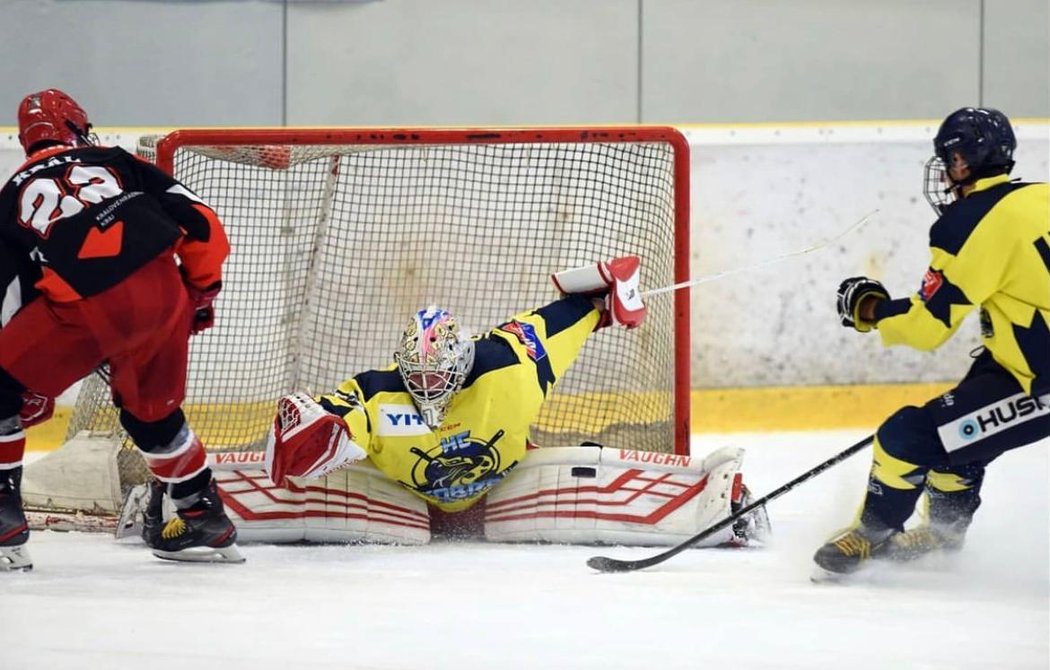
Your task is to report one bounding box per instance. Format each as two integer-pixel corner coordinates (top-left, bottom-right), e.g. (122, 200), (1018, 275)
(3, 430), (1047, 670)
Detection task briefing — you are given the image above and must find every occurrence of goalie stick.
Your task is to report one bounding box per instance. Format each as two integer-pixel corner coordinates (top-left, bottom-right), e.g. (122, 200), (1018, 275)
(643, 210), (879, 298)
(586, 434), (874, 573)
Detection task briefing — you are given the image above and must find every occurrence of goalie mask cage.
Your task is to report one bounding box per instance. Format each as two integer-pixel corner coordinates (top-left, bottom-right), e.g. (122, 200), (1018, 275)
(67, 127), (691, 456)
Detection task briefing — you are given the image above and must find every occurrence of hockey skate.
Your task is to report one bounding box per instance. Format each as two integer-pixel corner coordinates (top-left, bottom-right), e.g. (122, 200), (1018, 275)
(151, 479), (244, 564)
(0, 467), (32, 571)
(878, 523), (966, 562)
(879, 481), (978, 562)
(811, 523), (894, 581)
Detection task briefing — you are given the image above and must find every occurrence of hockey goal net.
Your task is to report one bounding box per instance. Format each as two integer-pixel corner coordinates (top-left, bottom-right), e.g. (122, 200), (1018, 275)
(65, 127), (691, 460)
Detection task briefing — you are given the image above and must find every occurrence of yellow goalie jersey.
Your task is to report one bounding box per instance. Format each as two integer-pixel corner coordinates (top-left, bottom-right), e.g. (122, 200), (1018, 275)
(872, 175), (1050, 396)
(317, 296), (601, 512)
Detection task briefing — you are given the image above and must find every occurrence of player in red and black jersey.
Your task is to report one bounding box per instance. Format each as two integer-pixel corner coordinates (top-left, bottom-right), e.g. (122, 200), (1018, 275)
(0, 89), (242, 569)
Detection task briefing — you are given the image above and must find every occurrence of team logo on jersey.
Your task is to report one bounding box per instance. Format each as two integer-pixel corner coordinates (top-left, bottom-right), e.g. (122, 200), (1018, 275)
(499, 321), (547, 361)
(918, 268), (944, 302)
(408, 429), (515, 503)
(377, 404), (430, 436)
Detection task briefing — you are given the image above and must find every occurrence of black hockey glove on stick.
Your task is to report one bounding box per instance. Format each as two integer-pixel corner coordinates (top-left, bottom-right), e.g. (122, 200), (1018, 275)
(586, 434), (874, 573)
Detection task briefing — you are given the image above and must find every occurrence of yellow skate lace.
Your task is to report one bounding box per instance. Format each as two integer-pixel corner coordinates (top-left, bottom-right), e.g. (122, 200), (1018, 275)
(161, 517), (187, 541)
(833, 533), (871, 558)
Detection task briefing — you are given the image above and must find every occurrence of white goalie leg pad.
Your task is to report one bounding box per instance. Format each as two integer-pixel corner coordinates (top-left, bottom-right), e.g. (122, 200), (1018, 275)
(212, 454), (430, 545)
(484, 445), (764, 547)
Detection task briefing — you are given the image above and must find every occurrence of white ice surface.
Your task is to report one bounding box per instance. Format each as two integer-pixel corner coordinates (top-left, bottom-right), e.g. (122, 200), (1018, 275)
(3, 430), (1048, 670)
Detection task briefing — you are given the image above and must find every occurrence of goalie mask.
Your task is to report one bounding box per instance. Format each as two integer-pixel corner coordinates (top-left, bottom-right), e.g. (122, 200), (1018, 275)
(394, 306), (475, 428)
(17, 88), (96, 156)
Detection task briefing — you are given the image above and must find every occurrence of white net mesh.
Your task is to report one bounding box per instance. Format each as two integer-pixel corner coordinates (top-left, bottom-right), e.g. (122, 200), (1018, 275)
(68, 128), (689, 454)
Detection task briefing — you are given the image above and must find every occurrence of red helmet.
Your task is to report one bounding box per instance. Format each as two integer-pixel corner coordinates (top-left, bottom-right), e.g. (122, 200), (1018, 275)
(17, 89), (92, 155)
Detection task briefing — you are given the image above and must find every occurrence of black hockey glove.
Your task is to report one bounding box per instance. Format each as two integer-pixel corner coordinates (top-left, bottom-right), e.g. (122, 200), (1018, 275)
(836, 276), (889, 333)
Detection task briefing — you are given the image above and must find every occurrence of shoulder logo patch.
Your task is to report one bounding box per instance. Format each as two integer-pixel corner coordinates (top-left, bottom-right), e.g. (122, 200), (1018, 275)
(919, 268), (944, 302)
(499, 320), (547, 361)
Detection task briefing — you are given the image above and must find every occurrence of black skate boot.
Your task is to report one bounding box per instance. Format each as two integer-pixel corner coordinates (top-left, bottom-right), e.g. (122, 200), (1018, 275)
(141, 479), (166, 548)
(0, 466), (32, 571)
(152, 479), (244, 564)
(812, 522), (895, 580)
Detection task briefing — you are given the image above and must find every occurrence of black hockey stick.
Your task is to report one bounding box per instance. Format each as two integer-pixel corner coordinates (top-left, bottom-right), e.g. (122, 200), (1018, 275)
(586, 433), (875, 573)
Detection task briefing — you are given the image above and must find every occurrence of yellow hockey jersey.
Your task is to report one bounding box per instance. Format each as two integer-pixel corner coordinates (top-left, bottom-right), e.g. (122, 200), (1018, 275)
(873, 175), (1050, 395)
(317, 296), (601, 511)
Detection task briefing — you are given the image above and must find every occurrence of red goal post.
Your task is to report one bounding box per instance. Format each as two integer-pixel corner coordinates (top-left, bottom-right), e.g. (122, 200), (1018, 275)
(67, 126), (692, 456)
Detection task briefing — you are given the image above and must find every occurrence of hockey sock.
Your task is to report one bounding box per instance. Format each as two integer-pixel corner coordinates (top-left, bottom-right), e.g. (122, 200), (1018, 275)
(121, 409), (209, 506)
(925, 466), (984, 528)
(0, 415), (26, 480)
(858, 437), (929, 531)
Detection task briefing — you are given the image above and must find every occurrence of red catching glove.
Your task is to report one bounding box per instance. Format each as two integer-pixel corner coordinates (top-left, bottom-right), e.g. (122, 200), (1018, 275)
(20, 391), (54, 428)
(185, 280), (222, 335)
(264, 393), (367, 485)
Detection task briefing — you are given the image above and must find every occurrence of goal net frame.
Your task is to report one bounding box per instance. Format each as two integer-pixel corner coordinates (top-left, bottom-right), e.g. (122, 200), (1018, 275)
(66, 126), (692, 464)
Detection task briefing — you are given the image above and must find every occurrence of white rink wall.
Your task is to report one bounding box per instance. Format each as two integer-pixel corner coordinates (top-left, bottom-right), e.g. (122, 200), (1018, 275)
(682, 121), (1048, 387)
(1, 122), (1048, 391)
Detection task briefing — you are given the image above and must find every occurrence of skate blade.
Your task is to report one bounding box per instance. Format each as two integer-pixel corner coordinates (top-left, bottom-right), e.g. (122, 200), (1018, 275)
(152, 544), (245, 564)
(0, 545), (33, 572)
(810, 565), (852, 584)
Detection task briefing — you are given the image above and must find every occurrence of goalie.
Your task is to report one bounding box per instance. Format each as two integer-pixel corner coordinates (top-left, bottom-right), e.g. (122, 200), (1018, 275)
(200, 257), (768, 547)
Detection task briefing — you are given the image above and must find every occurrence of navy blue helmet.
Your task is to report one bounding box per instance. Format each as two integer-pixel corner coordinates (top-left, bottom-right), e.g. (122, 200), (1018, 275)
(934, 107), (1016, 176)
(924, 107), (1016, 213)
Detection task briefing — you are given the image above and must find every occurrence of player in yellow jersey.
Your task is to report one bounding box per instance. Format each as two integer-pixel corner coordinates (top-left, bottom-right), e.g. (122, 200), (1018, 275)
(814, 108), (1050, 577)
(269, 296), (604, 513)
(264, 257), (647, 513)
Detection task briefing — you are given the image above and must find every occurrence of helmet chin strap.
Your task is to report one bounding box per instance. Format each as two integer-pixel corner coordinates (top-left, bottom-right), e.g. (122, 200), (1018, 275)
(943, 177), (965, 199)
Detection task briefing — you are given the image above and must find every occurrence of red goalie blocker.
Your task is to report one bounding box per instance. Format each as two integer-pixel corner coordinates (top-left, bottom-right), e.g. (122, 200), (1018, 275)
(550, 255), (647, 329)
